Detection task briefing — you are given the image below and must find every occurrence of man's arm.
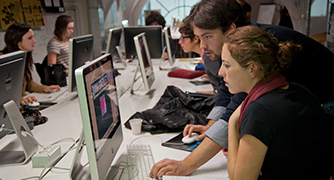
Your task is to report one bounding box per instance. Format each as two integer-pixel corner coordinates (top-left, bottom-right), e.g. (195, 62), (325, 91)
(149, 136), (223, 178)
(205, 92), (247, 149)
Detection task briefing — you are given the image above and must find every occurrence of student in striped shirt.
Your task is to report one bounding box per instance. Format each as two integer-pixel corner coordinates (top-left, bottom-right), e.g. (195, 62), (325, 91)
(47, 15), (74, 72)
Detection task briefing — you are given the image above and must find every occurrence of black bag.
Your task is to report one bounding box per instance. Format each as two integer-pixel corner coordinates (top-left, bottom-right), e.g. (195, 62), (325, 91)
(44, 64), (67, 87)
(124, 86), (217, 134)
(20, 107), (48, 129)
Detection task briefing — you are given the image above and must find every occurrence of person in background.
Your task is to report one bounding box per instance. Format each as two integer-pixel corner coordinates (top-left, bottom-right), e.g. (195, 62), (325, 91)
(178, 25), (201, 56)
(1, 23), (60, 106)
(145, 11), (177, 58)
(178, 24), (221, 93)
(224, 25), (333, 180)
(145, 11), (166, 27)
(238, 0), (251, 20)
(47, 15), (74, 71)
(279, 6), (293, 29)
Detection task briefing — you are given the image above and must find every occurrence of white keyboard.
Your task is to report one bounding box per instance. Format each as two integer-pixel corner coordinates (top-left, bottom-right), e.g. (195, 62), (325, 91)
(40, 86), (68, 102)
(127, 144), (155, 180)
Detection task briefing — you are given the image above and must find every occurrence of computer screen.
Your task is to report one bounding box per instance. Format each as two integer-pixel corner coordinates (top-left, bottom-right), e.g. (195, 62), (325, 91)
(71, 53), (123, 180)
(106, 27), (122, 59)
(164, 27), (176, 66)
(0, 51), (38, 166)
(124, 26), (163, 59)
(134, 33), (155, 90)
(68, 34), (94, 93)
(0, 51), (26, 139)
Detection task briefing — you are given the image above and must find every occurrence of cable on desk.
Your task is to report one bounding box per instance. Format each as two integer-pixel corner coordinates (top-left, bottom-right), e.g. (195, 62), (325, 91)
(0, 128), (76, 149)
(19, 146), (78, 180)
(38, 146), (78, 180)
(129, 135), (164, 145)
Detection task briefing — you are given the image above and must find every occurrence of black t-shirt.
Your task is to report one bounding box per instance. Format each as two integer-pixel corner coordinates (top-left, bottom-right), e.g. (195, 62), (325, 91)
(240, 83), (333, 180)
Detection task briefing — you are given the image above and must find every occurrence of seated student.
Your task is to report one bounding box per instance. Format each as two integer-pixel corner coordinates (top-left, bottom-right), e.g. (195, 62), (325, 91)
(178, 24), (221, 93)
(224, 25), (333, 180)
(1, 23), (60, 106)
(145, 11), (177, 58)
(47, 15), (74, 71)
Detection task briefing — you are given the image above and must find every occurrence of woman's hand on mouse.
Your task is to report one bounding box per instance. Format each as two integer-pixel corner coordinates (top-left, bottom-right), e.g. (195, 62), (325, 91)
(21, 95), (37, 106)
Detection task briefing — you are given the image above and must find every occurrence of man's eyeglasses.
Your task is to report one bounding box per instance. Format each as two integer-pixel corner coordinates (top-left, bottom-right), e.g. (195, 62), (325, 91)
(180, 36), (191, 42)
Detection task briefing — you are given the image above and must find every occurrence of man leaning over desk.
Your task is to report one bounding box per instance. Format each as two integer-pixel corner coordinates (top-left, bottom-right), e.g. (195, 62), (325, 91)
(150, 0), (334, 178)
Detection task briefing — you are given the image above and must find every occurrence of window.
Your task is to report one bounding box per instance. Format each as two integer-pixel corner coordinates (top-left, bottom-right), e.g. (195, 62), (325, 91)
(138, 0), (200, 26)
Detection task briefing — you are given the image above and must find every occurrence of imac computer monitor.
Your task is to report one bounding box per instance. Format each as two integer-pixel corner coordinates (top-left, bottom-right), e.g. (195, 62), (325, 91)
(71, 53), (123, 180)
(134, 33), (155, 90)
(106, 27), (122, 59)
(68, 34), (94, 93)
(0, 51), (26, 139)
(0, 51), (38, 166)
(164, 27), (176, 66)
(106, 27), (127, 70)
(124, 26), (162, 59)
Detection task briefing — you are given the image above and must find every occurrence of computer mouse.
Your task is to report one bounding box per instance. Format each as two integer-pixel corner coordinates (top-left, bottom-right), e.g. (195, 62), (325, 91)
(29, 101), (40, 107)
(182, 133), (199, 144)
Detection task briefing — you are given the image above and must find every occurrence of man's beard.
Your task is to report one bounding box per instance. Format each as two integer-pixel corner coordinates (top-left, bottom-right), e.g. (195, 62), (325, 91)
(207, 51), (221, 61)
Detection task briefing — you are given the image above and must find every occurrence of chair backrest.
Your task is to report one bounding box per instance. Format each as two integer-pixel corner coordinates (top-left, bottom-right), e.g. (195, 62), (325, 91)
(34, 56), (48, 85)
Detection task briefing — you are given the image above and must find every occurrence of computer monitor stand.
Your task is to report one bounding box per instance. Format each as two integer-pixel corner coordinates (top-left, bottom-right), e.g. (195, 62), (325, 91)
(129, 63), (155, 98)
(0, 100), (38, 166)
(70, 131), (124, 180)
(159, 46), (177, 70)
(114, 46), (128, 70)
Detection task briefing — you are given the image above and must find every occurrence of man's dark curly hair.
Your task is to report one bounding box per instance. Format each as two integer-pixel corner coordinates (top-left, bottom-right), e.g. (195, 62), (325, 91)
(145, 11), (166, 28)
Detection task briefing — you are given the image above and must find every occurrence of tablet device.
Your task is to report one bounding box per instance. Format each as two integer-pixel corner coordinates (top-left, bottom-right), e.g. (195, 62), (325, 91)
(161, 133), (202, 152)
(189, 80), (211, 85)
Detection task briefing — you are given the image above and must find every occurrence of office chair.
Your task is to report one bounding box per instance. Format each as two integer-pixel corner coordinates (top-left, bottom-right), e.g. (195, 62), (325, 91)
(34, 55), (48, 85)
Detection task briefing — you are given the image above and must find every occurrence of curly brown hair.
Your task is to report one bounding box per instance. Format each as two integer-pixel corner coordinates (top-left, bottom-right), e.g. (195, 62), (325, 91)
(223, 26), (302, 78)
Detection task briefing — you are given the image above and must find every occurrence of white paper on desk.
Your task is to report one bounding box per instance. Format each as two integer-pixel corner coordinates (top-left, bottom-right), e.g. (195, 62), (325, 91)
(163, 153), (229, 180)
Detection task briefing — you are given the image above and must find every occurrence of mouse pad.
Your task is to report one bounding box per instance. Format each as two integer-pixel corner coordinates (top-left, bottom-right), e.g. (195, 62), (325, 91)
(161, 133), (202, 152)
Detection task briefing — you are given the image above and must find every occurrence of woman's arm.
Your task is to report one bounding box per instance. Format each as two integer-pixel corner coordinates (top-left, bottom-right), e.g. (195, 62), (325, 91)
(228, 104), (268, 180)
(47, 52), (57, 65)
(227, 105), (241, 179)
(233, 135), (267, 180)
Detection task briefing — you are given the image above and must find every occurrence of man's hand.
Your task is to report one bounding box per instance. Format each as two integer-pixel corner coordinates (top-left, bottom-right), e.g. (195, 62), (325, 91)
(183, 120), (216, 141)
(149, 159), (192, 179)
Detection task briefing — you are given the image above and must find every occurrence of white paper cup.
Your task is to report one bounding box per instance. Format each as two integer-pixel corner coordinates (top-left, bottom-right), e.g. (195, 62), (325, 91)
(129, 119), (142, 135)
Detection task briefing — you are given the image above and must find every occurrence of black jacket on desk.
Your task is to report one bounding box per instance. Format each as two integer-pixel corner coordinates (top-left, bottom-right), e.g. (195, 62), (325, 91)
(125, 86), (217, 134)
(216, 23), (334, 122)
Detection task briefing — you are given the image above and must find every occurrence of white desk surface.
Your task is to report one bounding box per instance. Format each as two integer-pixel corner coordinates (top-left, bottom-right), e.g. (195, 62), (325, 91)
(0, 58), (228, 180)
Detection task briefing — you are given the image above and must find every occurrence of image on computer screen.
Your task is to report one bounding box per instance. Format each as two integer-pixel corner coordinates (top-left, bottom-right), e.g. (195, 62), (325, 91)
(83, 56), (120, 155)
(68, 34), (94, 93)
(90, 73), (119, 141)
(124, 26), (162, 59)
(134, 33), (155, 90)
(72, 53), (123, 180)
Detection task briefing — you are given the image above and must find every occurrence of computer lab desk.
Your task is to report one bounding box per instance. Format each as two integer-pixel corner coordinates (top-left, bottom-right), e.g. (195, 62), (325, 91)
(0, 58), (228, 180)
